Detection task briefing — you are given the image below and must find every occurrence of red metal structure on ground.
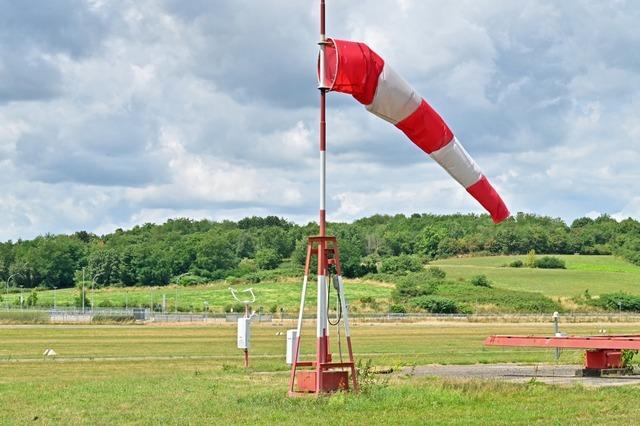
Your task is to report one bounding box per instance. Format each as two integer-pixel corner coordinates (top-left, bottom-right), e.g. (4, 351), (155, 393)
(287, 0), (358, 396)
(485, 335), (640, 375)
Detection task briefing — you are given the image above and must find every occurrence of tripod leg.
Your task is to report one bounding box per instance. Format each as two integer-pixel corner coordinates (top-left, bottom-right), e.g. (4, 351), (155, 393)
(289, 241), (313, 393)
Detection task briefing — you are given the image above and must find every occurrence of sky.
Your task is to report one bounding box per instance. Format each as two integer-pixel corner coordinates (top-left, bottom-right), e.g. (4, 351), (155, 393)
(1, 0), (639, 241)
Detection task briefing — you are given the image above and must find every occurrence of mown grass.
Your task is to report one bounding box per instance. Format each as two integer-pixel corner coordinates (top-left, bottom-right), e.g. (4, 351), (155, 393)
(2, 323), (640, 424)
(433, 255), (640, 297)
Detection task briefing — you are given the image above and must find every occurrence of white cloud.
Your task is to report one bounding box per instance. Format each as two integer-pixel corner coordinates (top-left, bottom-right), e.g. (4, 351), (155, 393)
(1, 0), (640, 240)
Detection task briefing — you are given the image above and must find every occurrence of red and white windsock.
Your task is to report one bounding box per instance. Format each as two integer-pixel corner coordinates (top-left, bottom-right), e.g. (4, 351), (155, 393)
(321, 39), (510, 224)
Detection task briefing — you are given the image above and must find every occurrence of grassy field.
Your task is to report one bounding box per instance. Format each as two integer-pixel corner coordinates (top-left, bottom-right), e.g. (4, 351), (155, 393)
(4, 255), (640, 314)
(433, 255), (640, 298)
(2, 322), (640, 424)
(2, 278), (393, 313)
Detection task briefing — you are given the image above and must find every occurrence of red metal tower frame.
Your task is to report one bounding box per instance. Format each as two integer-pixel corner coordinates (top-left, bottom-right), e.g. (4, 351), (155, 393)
(287, 0), (358, 396)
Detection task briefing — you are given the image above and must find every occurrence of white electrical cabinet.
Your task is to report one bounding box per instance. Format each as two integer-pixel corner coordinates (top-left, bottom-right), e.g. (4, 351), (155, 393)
(286, 329), (297, 364)
(237, 317), (251, 349)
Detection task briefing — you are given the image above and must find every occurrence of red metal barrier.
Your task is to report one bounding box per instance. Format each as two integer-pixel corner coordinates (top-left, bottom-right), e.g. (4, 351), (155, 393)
(484, 335), (640, 373)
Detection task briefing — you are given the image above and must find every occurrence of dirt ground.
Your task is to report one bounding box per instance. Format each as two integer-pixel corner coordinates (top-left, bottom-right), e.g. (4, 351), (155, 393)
(405, 364), (640, 387)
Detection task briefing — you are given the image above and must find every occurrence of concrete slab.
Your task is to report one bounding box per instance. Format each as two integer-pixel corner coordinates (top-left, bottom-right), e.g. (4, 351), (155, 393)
(406, 364), (640, 387)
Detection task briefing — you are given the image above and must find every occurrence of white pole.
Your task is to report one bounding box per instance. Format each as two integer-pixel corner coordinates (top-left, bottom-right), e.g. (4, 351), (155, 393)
(317, 275), (326, 338)
(296, 275), (309, 337)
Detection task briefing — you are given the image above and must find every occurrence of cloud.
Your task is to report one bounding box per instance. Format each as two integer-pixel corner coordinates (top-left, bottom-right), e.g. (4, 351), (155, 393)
(1, 0), (640, 240)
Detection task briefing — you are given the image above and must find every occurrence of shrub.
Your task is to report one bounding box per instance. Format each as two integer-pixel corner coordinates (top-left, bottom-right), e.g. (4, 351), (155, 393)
(525, 249), (536, 268)
(177, 274), (208, 286)
(379, 254), (423, 274)
(224, 303), (246, 313)
(234, 258), (258, 276)
(269, 304), (278, 314)
(412, 296), (458, 313)
(427, 267), (446, 280)
(26, 291), (38, 307)
(389, 304), (406, 314)
(92, 314), (135, 323)
(255, 248), (282, 270)
(244, 273), (261, 284)
(509, 260), (524, 268)
(359, 296), (375, 304)
(534, 256), (566, 269)
(593, 293), (640, 312)
(392, 273), (439, 301)
(470, 274), (492, 288)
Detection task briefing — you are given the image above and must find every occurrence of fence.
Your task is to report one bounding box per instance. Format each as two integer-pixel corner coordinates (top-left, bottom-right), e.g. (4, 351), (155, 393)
(3, 307), (640, 324)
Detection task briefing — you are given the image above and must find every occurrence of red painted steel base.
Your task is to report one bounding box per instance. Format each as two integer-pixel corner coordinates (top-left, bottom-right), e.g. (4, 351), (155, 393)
(585, 350), (622, 370)
(295, 370), (349, 393)
(288, 236), (359, 397)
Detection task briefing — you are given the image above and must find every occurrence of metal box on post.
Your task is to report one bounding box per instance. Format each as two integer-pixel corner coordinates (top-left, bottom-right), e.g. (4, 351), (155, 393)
(237, 317), (250, 349)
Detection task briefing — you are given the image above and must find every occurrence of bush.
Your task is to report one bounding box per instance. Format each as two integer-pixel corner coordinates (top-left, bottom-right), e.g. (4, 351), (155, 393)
(470, 275), (492, 288)
(509, 260), (524, 268)
(255, 248), (282, 270)
(234, 258), (258, 276)
(412, 295), (458, 313)
(427, 267), (446, 280)
(389, 304), (406, 314)
(25, 291), (38, 307)
(593, 293), (640, 312)
(92, 314), (135, 323)
(525, 249), (536, 268)
(359, 296), (375, 304)
(269, 304), (278, 314)
(177, 274), (208, 286)
(392, 273), (439, 301)
(224, 303), (246, 313)
(534, 256), (566, 269)
(379, 254), (423, 274)
(244, 273), (261, 284)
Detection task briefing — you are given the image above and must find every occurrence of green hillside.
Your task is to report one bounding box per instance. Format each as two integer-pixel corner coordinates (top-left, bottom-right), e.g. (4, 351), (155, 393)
(432, 255), (640, 297)
(2, 278), (392, 314)
(5, 255), (640, 314)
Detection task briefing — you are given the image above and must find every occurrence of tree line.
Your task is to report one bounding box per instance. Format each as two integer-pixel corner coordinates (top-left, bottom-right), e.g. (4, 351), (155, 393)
(1, 212), (639, 290)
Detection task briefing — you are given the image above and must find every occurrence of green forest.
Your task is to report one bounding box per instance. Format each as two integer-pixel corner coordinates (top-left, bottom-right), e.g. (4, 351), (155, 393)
(1, 212), (640, 291)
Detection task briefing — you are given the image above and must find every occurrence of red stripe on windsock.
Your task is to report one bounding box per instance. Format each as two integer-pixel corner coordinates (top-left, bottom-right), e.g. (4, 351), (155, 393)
(395, 99), (454, 154)
(323, 39), (384, 105)
(466, 176), (510, 224)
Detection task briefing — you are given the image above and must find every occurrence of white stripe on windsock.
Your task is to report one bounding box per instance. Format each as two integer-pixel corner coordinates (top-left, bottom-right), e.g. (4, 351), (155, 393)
(430, 137), (483, 188)
(365, 63), (422, 125)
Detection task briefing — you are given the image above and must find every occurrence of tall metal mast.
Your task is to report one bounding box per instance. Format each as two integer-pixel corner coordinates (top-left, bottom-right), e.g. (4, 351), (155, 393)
(287, 0), (358, 396)
(317, 0), (329, 380)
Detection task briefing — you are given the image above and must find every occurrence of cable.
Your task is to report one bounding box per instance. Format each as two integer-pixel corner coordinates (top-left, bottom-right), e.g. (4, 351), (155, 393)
(327, 273), (344, 363)
(327, 273), (342, 326)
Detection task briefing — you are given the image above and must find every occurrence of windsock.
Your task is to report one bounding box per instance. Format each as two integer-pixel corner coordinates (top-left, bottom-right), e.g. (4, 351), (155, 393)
(321, 39), (510, 224)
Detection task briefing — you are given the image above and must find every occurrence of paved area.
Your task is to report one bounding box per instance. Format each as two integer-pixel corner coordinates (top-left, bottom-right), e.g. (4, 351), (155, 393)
(406, 364), (640, 387)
